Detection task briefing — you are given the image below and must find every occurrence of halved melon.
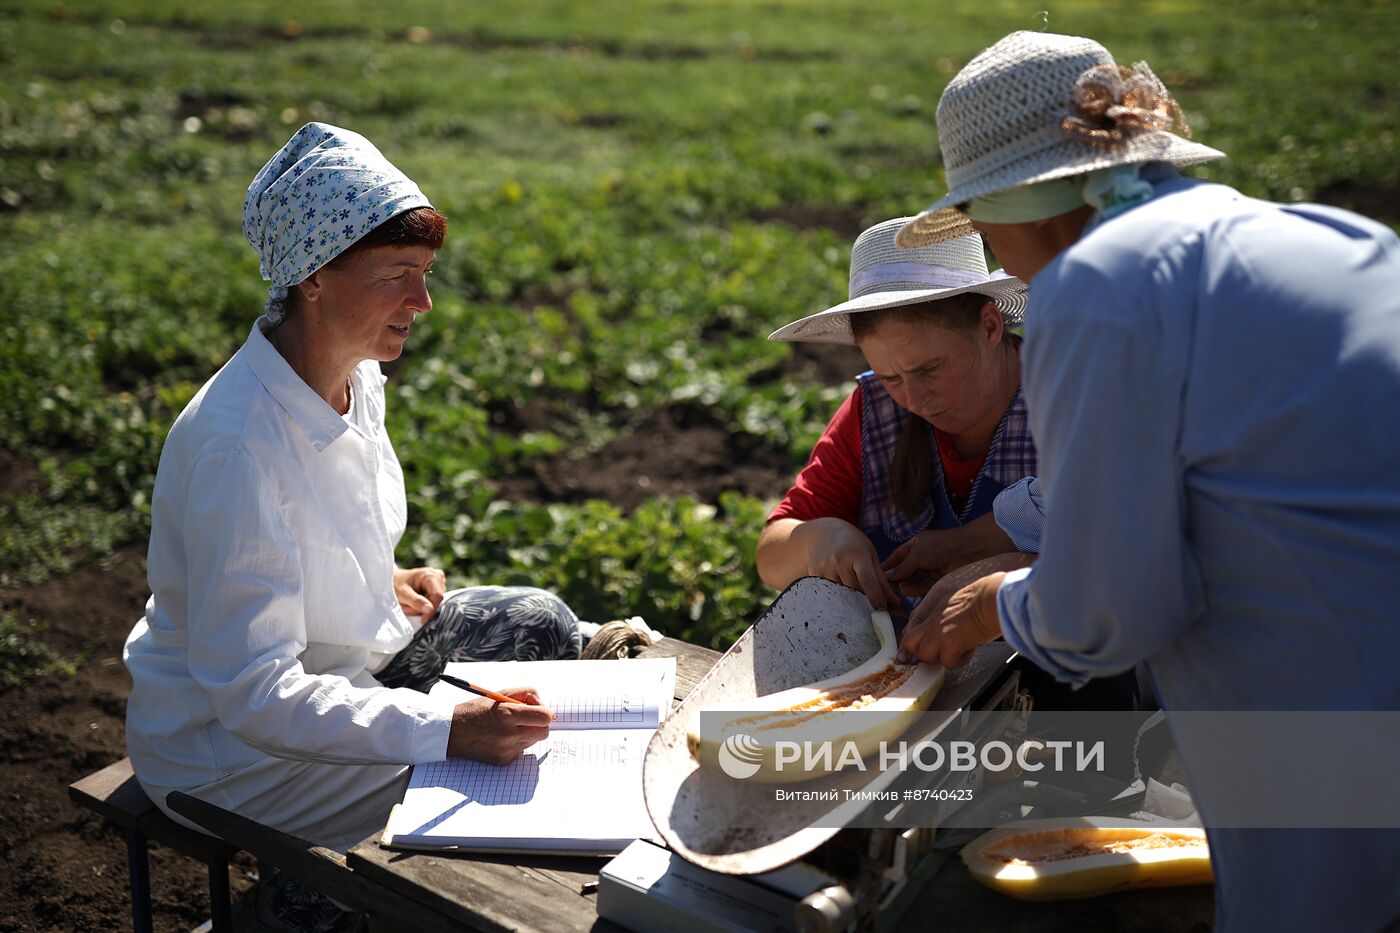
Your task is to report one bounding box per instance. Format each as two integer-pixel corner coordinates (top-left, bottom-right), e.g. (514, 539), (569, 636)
(687, 610), (944, 782)
(921, 552), (1036, 600)
(962, 817), (1212, 901)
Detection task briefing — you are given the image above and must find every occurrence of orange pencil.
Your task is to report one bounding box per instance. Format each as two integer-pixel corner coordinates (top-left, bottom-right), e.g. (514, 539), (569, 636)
(437, 673), (520, 705)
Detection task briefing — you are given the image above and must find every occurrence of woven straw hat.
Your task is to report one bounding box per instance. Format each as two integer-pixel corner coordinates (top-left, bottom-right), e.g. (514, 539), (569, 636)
(769, 219), (1027, 345)
(897, 31), (1226, 247)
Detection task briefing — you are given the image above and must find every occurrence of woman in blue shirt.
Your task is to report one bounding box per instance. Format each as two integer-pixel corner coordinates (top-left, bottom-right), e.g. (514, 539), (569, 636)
(894, 31), (1400, 932)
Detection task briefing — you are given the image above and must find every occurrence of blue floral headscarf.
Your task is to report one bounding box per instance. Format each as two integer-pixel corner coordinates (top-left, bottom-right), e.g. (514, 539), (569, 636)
(243, 122), (431, 324)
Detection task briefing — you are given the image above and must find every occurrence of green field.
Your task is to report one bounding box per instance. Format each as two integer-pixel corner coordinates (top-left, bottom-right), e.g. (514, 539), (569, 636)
(2, 0), (1397, 656)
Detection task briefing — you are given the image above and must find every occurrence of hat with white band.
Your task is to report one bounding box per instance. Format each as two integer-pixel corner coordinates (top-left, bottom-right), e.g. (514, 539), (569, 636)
(768, 218), (1027, 345)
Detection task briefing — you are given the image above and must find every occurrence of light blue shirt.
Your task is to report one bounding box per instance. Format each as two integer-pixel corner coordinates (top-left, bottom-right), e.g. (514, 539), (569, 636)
(995, 168), (1400, 931)
(992, 476), (1044, 552)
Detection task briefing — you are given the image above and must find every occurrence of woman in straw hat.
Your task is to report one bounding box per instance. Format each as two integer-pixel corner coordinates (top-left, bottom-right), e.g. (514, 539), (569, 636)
(759, 219), (1036, 604)
(895, 31), (1400, 930)
(762, 217), (1144, 715)
(124, 123), (580, 930)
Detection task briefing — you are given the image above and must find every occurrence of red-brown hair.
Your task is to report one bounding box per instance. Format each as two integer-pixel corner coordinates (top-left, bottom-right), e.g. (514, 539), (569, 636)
(329, 206), (447, 266)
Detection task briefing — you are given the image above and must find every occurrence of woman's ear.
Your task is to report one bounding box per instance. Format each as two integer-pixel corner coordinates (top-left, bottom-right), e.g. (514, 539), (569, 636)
(979, 299), (1005, 347)
(296, 269), (323, 304)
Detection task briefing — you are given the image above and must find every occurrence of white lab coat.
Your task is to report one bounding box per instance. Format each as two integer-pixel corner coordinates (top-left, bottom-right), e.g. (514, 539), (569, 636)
(125, 322), (455, 851)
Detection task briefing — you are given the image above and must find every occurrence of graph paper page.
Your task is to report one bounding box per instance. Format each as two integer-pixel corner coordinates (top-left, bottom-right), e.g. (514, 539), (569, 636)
(383, 729), (657, 852)
(434, 657), (676, 730)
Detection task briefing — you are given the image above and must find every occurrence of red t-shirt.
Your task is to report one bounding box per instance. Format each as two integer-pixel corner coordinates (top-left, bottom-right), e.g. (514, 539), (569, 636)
(768, 386), (988, 523)
(933, 426), (984, 515)
(769, 388), (865, 524)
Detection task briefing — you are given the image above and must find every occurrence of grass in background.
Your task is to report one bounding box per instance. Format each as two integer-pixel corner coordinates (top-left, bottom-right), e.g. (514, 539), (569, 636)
(1, 0), (1397, 650)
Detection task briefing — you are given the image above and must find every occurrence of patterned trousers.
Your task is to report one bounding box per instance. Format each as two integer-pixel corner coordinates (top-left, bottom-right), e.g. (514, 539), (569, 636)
(376, 585), (582, 689)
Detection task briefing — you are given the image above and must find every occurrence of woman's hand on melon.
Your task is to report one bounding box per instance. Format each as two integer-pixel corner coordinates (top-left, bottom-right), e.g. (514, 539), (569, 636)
(882, 513), (1015, 597)
(801, 518), (903, 610)
(897, 553), (1035, 667)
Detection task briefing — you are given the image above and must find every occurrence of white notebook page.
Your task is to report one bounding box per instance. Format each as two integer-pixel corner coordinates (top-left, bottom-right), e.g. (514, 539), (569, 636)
(382, 657), (676, 853)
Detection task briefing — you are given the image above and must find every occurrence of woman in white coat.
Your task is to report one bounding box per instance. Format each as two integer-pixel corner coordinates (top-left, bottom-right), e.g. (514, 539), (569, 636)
(124, 123), (580, 930)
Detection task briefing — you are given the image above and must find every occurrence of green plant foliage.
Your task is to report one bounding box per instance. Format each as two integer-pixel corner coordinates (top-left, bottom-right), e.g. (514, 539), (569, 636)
(0, 494), (141, 587)
(401, 492), (768, 647)
(0, 613), (77, 687)
(1, 0), (1397, 652)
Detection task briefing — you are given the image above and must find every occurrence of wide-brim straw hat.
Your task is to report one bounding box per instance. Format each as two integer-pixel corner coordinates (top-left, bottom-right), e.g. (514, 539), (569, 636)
(769, 218), (1027, 345)
(897, 31), (1227, 248)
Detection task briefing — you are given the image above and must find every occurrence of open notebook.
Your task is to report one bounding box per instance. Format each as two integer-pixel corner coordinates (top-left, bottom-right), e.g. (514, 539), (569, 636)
(381, 657), (677, 855)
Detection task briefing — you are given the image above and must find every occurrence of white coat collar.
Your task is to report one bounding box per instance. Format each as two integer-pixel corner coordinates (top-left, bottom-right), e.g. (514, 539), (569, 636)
(242, 321), (350, 453)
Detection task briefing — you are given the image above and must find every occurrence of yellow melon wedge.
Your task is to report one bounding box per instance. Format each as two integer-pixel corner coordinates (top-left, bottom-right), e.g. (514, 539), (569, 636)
(962, 818), (1212, 901)
(687, 610), (944, 782)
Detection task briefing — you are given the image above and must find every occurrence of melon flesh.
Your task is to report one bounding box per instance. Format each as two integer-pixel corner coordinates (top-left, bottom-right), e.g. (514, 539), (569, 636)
(962, 818), (1212, 901)
(687, 610), (944, 782)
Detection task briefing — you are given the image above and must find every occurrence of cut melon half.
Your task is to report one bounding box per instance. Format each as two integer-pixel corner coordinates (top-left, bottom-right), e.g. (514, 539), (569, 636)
(687, 610), (944, 782)
(962, 817), (1212, 901)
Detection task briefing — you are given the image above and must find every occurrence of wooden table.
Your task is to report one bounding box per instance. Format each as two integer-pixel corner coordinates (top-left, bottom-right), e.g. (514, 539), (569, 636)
(346, 638), (1214, 933)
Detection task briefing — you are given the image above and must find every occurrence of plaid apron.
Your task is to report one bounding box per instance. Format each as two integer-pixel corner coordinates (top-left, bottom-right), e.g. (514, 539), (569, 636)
(856, 371), (1036, 559)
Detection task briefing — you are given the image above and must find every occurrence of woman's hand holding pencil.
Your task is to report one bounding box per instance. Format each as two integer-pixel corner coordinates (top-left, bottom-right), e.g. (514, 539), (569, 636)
(444, 680), (555, 765)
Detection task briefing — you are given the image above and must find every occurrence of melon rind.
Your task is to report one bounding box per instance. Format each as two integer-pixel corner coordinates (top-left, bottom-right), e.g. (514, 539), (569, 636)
(961, 817), (1212, 901)
(687, 611), (945, 782)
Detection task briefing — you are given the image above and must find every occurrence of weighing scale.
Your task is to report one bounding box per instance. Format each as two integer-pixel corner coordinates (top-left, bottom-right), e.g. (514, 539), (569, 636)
(599, 576), (1035, 933)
